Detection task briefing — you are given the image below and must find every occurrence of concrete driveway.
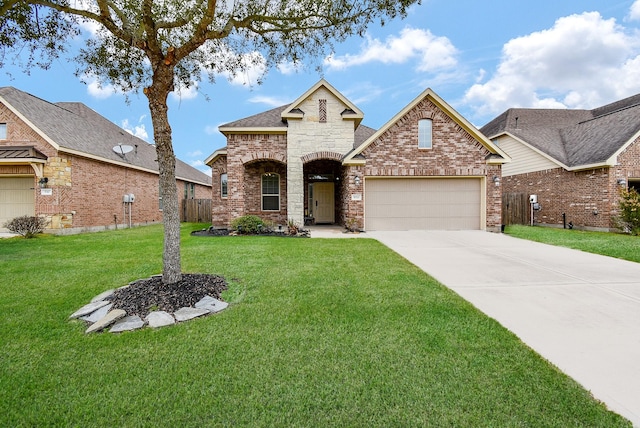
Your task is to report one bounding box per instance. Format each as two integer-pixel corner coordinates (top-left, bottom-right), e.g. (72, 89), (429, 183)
(367, 230), (640, 426)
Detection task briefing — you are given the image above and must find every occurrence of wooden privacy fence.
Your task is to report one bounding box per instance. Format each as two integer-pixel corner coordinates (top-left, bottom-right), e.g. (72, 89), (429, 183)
(502, 193), (530, 225)
(181, 199), (212, 223)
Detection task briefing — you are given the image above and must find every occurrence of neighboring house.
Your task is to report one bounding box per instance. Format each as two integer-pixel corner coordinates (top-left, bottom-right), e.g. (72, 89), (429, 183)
(481, 93), (640, 231)
(0, 87), (212, 233)
(205, 80), (509, 232)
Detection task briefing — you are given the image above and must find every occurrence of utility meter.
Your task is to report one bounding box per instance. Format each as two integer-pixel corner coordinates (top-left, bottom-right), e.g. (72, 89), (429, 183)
(529, 194), (538, 204)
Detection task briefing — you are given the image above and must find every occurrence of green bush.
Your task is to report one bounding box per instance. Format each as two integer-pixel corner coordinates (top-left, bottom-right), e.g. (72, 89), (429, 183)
(3, 215), (49, 238)
(230, 215), (267, 234)
(617, 188), (640, 235)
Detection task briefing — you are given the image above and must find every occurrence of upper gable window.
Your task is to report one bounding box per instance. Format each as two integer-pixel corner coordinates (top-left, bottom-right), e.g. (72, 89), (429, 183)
(262, 173), (280, 211)
(0, 123), (6, 140)
(418, 119), (432, 149)
(220, 173), (228, 198)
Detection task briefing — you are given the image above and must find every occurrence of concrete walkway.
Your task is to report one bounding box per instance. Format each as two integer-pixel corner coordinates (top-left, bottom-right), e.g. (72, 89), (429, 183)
(365, 230), (640, 426)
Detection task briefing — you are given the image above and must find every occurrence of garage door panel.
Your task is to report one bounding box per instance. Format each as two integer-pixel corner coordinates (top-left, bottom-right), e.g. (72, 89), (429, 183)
(0, 177), (35, 229)
(365, 178), (482, 231)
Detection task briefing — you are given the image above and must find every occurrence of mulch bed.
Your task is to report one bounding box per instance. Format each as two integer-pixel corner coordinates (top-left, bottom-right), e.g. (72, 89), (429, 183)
(106, 274), (228, 318)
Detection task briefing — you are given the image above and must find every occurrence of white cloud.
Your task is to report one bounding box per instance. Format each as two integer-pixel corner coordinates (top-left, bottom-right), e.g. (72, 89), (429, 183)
(629, 0), (640, 21)
(248, 95), (290, 107)
(204, 125), (219, 135)
(170, 83), (199, 102)
(187, 150), (203, 157)
(277, 61), (302, 75)
(190, 160), (205, 167)
(464, 12), (640, 119)
(324, 27), (458, 72)
(121, 118), (149, 141)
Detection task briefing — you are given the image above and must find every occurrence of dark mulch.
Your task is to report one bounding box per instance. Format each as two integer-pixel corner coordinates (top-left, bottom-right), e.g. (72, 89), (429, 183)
(106, 274), (228, 318)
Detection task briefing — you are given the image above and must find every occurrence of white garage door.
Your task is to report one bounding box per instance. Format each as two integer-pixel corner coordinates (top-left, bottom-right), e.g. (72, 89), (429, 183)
(365, 178), (482, 231)
(0, 177), (35, 230)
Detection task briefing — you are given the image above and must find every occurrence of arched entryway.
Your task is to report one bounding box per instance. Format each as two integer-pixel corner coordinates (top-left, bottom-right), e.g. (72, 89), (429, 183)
(303, 159), (345, 225)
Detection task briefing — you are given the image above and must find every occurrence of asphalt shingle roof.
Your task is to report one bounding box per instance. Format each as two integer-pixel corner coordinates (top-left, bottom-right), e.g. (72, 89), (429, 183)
(480, 93), (640, 167)
(219, 103), (378, 153)
(0, 87), (211, 185)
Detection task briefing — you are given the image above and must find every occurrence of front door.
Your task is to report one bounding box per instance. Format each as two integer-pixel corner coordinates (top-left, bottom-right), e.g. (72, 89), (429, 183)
(312, 182), (335, 223)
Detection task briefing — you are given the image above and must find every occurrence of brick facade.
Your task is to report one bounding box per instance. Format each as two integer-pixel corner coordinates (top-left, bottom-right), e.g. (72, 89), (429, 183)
(209, 83), (505, 231)
(345, 97), (503, 231)
(1, 100), (210, 233)
(503, 136), (640, 231)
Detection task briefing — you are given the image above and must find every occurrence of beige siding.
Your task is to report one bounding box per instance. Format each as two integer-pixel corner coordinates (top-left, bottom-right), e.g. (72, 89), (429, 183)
(499, 135), (558, 176)
(364, 178), (482, 230)
(0, 176), (35, 229)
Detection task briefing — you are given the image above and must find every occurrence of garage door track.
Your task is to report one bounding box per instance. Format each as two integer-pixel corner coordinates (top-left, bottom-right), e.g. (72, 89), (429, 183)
(368, 230), (640, 426)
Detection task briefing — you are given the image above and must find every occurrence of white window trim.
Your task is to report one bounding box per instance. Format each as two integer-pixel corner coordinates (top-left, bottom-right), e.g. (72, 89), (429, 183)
(418, 118), (432, 149)
(261, 173), (280, 211)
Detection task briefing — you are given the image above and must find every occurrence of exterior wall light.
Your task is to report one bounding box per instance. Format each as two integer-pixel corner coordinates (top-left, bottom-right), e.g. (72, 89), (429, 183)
(38, 177), (49, 188)
(354, 176), (361, 186)
(617, 178), (627, 186)
(493, 175), (500, 186)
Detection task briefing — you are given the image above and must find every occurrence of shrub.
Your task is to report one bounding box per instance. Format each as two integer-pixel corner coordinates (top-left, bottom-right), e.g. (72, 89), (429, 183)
(617, 188), (640, 235)
(230, 215), (266, 234)
(3, 215), (49, 238)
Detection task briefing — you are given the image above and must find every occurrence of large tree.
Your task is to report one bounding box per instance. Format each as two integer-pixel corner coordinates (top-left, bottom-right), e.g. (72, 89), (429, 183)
(0, 0), (418, 284)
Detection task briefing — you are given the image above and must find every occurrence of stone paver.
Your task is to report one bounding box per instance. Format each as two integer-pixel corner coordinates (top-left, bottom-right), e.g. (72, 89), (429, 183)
(174, 307), (209, 322)
(145, 311), (175, 328)
(85, 309), (126, 333)
(195, 296), (229, 313)
(109, 315), (145, 333)
(69, 300), (111, 319)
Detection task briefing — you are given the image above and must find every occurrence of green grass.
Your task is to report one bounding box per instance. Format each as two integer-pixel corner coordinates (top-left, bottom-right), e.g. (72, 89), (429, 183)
(0, 224), (630, 427)
(505, 224), (640, 263)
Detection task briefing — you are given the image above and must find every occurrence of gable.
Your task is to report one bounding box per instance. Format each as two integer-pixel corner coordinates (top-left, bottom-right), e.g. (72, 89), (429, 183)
(498, 134), (561, 176)
(345, 88), (509, 166)
(282, 79), (363, 127)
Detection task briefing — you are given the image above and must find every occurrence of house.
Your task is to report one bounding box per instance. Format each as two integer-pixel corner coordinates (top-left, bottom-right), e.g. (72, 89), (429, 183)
(0, 87), (212, 233)
(481, 93), (640, 231)
(205, 80), (509, 232)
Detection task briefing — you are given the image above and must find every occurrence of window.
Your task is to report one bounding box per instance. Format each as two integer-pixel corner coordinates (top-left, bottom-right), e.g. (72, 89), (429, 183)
(262, 173), (280, 211)
(158, 183), (163, 211)
(184, 182), (195, 199)
(418, 119), (432, 149)
(0, 123), (6, 140)
(220, 173), (228, 198)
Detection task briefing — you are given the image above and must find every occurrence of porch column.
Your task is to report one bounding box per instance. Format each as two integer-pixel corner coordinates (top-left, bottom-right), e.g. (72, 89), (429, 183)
(287, 157), (304, 226)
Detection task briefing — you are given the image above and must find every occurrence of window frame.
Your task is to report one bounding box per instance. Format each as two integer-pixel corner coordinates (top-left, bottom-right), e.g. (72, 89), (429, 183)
(220, 173), (228, 198)
(418, 118), (433, 149)
(0, 123), (7, 140)
(261, 173), (280, 211)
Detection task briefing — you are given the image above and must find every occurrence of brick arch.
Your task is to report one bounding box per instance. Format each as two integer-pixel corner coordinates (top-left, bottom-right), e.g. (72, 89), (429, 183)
(241, 151), (287, 165)
(301, 151), (344, 164)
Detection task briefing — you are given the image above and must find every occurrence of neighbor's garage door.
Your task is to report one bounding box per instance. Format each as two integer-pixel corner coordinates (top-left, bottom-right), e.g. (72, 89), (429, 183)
(365, 178), (482, 230)
(0, 177), (35, 229)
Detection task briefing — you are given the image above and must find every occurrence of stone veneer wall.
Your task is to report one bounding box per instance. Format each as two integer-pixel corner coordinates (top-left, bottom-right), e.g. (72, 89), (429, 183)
(286, 87), (357, 226)
(345, 97), (503, 231)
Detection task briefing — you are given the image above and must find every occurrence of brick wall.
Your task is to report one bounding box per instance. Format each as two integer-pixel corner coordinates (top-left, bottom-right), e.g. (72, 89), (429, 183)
(2, 103), (210, 232)
(225, 133), (287, 225)
(352, 97), (502, 231)
(209, 156), (229, 226)
(503, 137), (640, 231)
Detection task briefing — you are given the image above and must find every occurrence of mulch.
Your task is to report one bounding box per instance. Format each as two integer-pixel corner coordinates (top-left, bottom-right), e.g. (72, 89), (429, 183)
(106, 274), (228, 318)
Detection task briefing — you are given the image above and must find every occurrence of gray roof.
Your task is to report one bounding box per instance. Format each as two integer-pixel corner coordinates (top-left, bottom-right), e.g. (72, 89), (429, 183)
(219, 103), (378, 152)
(480, 93), (640, 167)
(0, 87), (211, 186)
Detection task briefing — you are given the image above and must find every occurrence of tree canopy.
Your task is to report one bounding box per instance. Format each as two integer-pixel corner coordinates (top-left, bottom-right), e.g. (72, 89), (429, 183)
(1, 0), (420, 284)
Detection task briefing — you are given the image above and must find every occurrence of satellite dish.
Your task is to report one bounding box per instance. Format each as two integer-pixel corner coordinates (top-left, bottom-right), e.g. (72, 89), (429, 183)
(113, 144), (134, 155)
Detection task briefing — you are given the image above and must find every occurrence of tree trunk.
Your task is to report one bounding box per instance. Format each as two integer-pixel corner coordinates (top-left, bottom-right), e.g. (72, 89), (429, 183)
(145, 70), (182, 285)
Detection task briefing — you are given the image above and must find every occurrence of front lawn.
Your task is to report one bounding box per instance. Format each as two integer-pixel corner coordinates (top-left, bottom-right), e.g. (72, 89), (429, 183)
(0, 224), (630, 426)
(505, 224), (640, 263)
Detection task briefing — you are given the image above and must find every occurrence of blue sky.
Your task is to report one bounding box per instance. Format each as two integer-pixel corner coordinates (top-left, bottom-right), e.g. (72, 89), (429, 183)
(3, 0), (640, 174)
